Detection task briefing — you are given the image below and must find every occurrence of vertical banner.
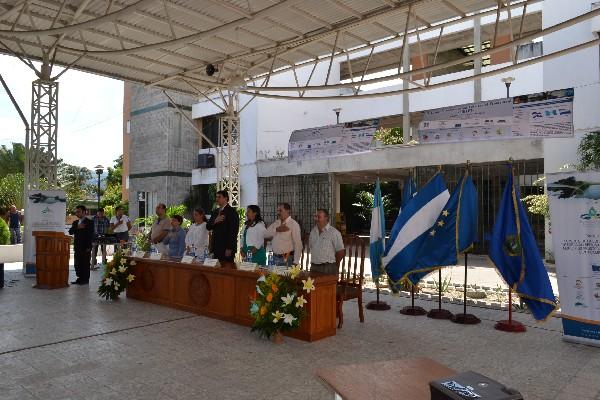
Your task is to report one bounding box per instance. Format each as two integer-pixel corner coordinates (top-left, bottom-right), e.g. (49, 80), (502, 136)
(23, 190), (67, 275)
(548, 172), (600, 346)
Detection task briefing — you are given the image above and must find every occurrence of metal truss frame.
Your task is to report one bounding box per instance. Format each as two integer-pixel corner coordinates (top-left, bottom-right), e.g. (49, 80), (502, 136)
(217, 95), (241, 208)
(29, 78), (59, 188)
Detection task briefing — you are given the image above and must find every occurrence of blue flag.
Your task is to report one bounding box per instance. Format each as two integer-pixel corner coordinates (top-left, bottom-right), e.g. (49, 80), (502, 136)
(369, 178), (386, 281)
(383, 173), (449, 290)
(489, 166), (558, 321)
(402, 176), (417, 209)
(407, 173), (478, 285)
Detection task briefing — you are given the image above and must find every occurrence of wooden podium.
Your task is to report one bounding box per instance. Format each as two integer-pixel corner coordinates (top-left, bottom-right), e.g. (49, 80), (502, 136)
(33, 231), (70, 289)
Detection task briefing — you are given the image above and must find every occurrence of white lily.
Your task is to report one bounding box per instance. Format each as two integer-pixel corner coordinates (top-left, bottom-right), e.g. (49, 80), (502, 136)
(127, 274), (135, 283)
(281, 293), (295, 306)
(283, 313), (297, 325)
(120, 258), (126, 266)
(302, 277), (315, 293)
(295, 295), (307, 308)
(288, 265), (301, 279)
(109, 268), (117, 276)
(114, 283), (119, 290)
(272, 310), (284, 323)
(130, 260), (137, 266)
(118, 265), (127, 273)
(104, 277), (113, 286)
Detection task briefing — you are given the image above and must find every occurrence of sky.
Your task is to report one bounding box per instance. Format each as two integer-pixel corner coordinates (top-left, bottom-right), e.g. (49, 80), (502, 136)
(0, 54), (124, 169)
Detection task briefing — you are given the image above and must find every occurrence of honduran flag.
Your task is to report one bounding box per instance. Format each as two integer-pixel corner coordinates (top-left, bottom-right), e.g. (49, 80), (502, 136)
(383, 173), (449, 291)
(369, 178), (386, 281)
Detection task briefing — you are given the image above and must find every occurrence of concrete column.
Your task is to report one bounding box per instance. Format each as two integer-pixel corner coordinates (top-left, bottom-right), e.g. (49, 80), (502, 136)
(402, 42), (410, 143)
(474, 15), (482, 102)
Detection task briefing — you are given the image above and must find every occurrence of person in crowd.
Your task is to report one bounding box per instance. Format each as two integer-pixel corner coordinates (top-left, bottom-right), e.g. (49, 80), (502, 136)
(109, 205), (132, 243)
(266, 202), (302, 266)
(241, 205), (267, 265)
(150, 203), (171, 254)
(206, 190), (239, 263)
(6, 205), (22, 244)
(309, 208), (345, 275)
(68, 205), (94, 285)
(91, 208), (110, 270)
(163, 214), (186, 258)
(185, 207), (209, 255)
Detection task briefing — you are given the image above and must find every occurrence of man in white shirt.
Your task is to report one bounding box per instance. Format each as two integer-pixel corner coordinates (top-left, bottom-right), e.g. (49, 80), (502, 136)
(266, 203), (302, 266)
(109, 206), (132, 243)
(151, 203), (172, 254)
(309, 208), (345, 275)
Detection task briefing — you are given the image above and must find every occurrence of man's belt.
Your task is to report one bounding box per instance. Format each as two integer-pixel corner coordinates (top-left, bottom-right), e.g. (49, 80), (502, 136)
(274, 251), (294, 257)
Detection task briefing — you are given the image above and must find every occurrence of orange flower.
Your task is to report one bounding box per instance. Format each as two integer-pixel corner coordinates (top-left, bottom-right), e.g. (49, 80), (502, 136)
(266, 293), (273, 302)
(271, 283), (279, 293)
(260, 306), (267, 316)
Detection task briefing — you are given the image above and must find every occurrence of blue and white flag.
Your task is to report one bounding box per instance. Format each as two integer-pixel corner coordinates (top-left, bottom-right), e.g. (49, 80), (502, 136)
(369, 178), (386, 281)
(489, 166), (557, 321)
(383, 173), (449, 290)
(407, 173), (478, 285)
(402, 176), (417, 209)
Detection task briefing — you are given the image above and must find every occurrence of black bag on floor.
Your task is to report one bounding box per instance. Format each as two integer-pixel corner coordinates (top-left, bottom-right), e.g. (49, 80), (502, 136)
(430, 371), (523, 400)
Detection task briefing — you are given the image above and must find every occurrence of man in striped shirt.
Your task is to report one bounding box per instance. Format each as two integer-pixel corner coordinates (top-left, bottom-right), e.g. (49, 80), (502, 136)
(309, 208), (345, 275)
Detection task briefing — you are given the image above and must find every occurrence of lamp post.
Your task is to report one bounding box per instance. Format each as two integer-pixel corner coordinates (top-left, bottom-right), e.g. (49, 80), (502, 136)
(501, 76), (515, 98)
(94, 165), (104, 210)
(333, 107), (341, 124)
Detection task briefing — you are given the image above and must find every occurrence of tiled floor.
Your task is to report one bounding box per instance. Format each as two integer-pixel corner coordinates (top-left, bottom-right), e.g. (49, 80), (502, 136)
(1, 267), (598, 400)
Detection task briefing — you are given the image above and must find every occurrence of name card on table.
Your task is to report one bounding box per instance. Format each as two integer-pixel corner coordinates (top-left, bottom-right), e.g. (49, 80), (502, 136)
(203, 258), (218, 267)
(181, 255), (195, 264)
(150, 253), (162, 260)
(134, 251), (146, 259)
(239, 262), (258, 271)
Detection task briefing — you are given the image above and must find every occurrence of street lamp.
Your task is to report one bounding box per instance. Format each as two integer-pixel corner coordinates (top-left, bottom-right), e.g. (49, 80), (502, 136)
(94, 164), (104, 210)
(501, 76), (515, 98)
(333, 107), (342, 124)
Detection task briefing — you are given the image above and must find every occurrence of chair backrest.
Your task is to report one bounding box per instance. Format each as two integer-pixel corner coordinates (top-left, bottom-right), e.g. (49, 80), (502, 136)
(339, 235), (365, 287)
(300, 233), (311, 270)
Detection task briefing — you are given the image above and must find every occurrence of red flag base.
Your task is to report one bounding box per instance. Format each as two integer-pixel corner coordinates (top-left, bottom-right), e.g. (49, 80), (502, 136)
(366, 300), (391, 310)
(494, 319), (526, 332)
(427, 308), (453, 319)
(400, 306), (427, 316)
(451, 313), (481, 325)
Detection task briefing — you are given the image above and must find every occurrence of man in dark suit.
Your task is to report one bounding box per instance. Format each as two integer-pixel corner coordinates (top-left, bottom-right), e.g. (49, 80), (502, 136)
(206, 190), (239, 263)
(68, 205), (94, 285)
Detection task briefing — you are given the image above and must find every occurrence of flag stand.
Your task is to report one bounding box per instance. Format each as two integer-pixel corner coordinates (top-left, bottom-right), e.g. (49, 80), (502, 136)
(427, 269), (453, 319)
(494, 287), (526, 332)
(366, 284), (391, 311)
(451, 253), (481, 324)
(400, 286), (427, 316)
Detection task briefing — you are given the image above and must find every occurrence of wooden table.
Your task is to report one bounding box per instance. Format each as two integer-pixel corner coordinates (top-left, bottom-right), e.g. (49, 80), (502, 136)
(126, 257), (337, 342)
(317, 357), (456, 400)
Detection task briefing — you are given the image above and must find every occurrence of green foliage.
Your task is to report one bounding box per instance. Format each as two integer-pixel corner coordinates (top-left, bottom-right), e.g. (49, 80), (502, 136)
(57, 162), (95, 214)
(166, 204), (187, 218)
(97, 250), (136, 300)
(351, 191), (392, 224)
(433, 273), (452, 294)
(100, 155), (124, 210)
(0, 173), (24, 210)
(0, 217), (10, 245)
(134, 231), (151, 252)
(0, 143), (25, 178)
(577, 132), (600, 170)
(374, 127), (403, 145)
(522, 194), (549, 218)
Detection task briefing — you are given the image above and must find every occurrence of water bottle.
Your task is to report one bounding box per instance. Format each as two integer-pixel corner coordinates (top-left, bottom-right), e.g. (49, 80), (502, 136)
(150, 244), (156, 255)
(267, 251), (274, 267)
(189, 245), (196, 258)
(203, 246), (209, 262)
(247, 251), (253, 263)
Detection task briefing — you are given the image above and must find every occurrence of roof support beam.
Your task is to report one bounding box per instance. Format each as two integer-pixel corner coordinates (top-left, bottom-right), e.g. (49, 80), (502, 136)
(440, 0), (466, 18)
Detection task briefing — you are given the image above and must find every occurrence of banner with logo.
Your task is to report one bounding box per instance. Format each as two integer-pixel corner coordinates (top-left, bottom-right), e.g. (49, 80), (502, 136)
(418, 88), (574, 144)
(288, 119), (379, 162)
(548, 171), (600, 346)
(23, 190), (67, 275)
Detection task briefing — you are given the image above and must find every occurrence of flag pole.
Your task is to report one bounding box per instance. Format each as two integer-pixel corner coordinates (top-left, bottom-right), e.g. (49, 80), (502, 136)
(452, 161), (480, 324)
(367, 173), (391, 311)
(493, 158), (526, 333)
(400, 284), (427, 315)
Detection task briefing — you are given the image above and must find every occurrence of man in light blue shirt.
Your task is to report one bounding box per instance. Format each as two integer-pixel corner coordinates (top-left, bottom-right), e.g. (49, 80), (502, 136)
(163, 215), (186, 258)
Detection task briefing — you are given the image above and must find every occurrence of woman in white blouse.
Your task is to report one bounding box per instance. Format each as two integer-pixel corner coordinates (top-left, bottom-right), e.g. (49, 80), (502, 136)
(185, 208), (209, 254)
(241, 205), (267, 265)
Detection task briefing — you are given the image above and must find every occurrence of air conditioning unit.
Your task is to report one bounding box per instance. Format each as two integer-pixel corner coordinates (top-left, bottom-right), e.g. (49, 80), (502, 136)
(592, 2), (600, 35)
(197, 153), (215, 169)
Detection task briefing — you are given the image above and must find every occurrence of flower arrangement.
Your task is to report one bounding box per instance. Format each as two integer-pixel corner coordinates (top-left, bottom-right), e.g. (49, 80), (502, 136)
(134, 230), (151, 252)
(97, 250), (136, 300)
(250, 265), (315, 339)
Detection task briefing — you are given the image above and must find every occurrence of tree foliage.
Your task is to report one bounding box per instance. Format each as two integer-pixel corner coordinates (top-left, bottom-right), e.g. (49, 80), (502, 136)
(0, 143), (25, 178)
(100, 155), (125, 211)
(57, 162), (95, 214)
(0, 173), (25, 210)
(578, 132), (600, 171)
(352, 191), (393, 224)
(0, 217), (10, 245)
(374, 127), (403, 145)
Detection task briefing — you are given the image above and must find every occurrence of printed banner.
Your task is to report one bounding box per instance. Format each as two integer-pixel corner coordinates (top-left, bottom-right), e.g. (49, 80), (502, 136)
(418, 88), (574, 144)
(548, 171), (600, 346)
(288, 119), (379, 162)
(23, 190), (67, 275)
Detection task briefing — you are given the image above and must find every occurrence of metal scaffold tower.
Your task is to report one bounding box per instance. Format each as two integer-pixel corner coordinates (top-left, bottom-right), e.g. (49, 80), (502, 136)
(217, 95), (241, 207)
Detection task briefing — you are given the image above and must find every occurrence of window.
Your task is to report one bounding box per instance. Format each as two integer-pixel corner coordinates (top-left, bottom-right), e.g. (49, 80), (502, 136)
(126, 120), (131, 134)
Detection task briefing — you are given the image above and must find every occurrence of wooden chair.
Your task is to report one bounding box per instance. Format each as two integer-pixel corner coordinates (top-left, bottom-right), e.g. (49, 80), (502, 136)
(299, 233), (311, 270)
(336, 235), (366, 328)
